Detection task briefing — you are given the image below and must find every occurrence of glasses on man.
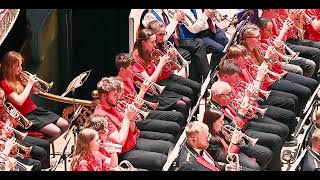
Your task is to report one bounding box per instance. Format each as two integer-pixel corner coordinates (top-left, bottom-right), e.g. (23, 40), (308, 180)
(218, 92), (232, 97)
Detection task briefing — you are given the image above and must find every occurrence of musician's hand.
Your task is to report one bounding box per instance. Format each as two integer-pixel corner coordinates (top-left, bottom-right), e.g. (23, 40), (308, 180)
(140, 79), (153, 94)
(174, 10), (185, 22)
(159, 55), (171, 67)
(7, 157), (16, 171)
(283, 18), (294, 31)
(167, 48), (177, 60)
(230, 129), (243, 145)
(31, 87), (40, 94)
(273, 38), (283, 48)
(225, 163), (238, 171)
(134, 97), (144, 109)
(27, 74), (38, 86)
(124, 104), (139, 122)
(204, 9), (215, 18)
(3, 137), (16, 155)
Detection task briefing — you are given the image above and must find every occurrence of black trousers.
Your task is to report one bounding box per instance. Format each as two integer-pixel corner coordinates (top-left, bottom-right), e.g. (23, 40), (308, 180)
(240, 144), (273, 171)
(158, 74), (201, 106)
(261, 90), (299, 115)
(16, 157), (42, 171)
(147, 110), (186, 127)
(244, 124), (283, 171)
(261, 105), (298, 136)
(177, 38), (210, 83)
(19, 136), (50, 169)
(286, 38), (320, 79)
(119, 137), (174, 171)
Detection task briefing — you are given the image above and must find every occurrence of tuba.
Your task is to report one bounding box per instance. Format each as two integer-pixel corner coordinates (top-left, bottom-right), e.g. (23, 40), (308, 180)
(132, 73), (166, 96)
(19, 71), (54, 93)
(116, 99), (150, 122)
(3, 102), (33, 129)
(123, 94), (159, 110)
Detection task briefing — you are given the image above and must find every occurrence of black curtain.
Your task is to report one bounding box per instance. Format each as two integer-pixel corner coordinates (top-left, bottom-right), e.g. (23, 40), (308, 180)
(71, 9), (130, 100)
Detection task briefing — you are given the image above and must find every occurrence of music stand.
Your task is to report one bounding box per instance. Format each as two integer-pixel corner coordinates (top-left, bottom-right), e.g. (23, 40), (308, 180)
(61, 70), (92, 97)
(50, 136), (72, 171)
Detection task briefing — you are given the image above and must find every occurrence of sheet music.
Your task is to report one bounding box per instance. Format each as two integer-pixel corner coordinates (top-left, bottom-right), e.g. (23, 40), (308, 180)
(61, 70), (92, 97)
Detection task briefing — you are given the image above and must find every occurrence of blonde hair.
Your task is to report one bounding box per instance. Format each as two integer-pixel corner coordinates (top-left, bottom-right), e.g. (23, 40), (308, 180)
(0, 51), (25, 93)
(86, 115), (109, 132)
(96, 76), (123, 95)
(239, 23), (260, 45)
(185, 121), (209, 137)
(226, 44), (249, 59)
(70, 128), (99, 170)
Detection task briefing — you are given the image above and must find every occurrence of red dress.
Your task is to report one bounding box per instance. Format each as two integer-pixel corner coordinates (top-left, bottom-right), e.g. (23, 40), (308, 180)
(0, 80), (37, 115)
(73, 151), (110, 171)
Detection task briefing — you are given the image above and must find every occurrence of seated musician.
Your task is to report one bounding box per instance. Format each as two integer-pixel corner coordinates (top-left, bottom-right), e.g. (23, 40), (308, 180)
(203, 109), (272, 171)
(306, 110), (320, 145)
(92, 76), (174, 171)
(305, 9), (320, 42)
(0, 87), (49, 169)
(0, 51), (69, 142)
(302, 128), (320, 171)
(115, 52), (183, 138)
(226, 44), (298, 114)
(132, 28), (192, 119)
(238, 23), (318, 118)
(146, 20), (201, 107)
(217, 59), (297, 144)
(208, 81), (283, 171)
(261, 9), (320, 80)
(177, 121), (237, 171)
(70, 128), (118, 171)
(141, 9), (210, 83)
(258, 17), (316, 78)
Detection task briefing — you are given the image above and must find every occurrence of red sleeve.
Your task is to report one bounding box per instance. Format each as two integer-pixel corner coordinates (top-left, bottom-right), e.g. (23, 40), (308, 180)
(132, 50), (145, 74)
(0, 80), (14, 96)
(229, 144), (240, 154)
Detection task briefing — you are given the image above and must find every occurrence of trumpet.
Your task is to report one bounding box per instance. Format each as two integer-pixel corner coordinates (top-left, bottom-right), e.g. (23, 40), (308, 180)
(226, 153), (242, 171)
(207, 9), (229, 23)
(0, 121), (28, 141)
(4, 102), (33, 129)
(123, 94), (159, 110)
(163, 41), (190, 71)
(116, 99), (150, 122)
(166, 9), (193, 26)
(236, 81), (271, 101)
(248, 63), (286, 81)
(151, 48), (182, 73)
(222, 125), (258, 147)
(0, 136), (32, 159)
(275, 14), (306, 39)
(19, 70), (54, 93)
(269, 36), (300, 64)
(132, 73), (166, 96)
(231, 98), (268, 118)
(99, 141), (122, 153)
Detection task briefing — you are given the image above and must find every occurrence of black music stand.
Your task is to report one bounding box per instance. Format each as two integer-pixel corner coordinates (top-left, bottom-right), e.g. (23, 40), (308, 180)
(50, 136), (71, 171)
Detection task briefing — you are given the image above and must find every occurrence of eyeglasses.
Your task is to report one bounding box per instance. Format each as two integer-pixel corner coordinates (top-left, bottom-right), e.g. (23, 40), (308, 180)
(218, 92), (231, 97)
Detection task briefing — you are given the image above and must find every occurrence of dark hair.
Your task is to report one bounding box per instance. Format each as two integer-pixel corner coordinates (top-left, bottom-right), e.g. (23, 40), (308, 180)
(202, 109), (223, 135)
(257, 17), (272, 30)
(134, 28), (155, 62)
(218, 59), (242, 77)
(115, 53), (135, 71)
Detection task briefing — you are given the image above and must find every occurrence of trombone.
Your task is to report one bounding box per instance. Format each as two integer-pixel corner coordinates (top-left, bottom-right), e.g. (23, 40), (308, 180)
(19, 70), (54, 93)
(132, 73), (166, 96)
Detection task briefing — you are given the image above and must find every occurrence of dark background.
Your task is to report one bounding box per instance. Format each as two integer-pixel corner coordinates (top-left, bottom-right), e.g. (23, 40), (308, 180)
(0, 9), (131, 115)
